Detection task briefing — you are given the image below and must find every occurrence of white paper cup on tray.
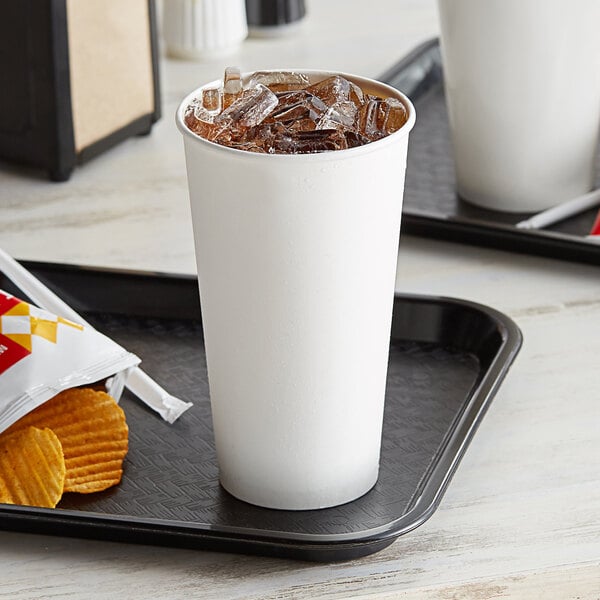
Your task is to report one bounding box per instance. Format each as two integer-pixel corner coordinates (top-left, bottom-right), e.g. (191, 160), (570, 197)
(176, 70), (415, 510)
(437, 0), (600, 212)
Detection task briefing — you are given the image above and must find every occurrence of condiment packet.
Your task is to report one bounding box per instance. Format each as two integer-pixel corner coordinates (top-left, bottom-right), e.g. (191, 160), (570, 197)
(0, 289), (140, 435)
(0, 247), (192, 424)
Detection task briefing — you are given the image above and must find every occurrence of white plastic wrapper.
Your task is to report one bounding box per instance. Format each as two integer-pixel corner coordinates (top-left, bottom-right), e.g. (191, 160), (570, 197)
(0, 289), (140, 434)
(0, 247), (192, 424)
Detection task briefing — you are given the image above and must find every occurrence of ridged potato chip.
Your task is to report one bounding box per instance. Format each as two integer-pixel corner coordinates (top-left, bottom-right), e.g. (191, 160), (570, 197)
(5, 388), (128, 494)
(0, 426), (66, 508)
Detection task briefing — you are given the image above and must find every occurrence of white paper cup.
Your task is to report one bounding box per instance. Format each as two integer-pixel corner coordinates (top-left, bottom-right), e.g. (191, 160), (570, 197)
(437, 0), (600, 212)
(177, 72), (415, 510)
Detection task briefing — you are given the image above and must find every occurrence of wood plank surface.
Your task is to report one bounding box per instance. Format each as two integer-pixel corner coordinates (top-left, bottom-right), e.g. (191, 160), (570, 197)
(1, 0), (599, 597)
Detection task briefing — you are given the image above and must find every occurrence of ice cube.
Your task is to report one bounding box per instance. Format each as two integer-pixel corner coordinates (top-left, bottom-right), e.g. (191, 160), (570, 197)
(317, 101), (358, 130)
(357, 99), (385, 141)
(269, 91), (326, 119)
(348, 82), (365, 107)
(202, 87), (222, 113)
(223, 67), (243, 108)
(248, 71), (310, 92)
(184, 99), (223, 139)
(306, 76), (351, 105)
(288, 118), (318, 132)
(184, 69), (406, 153)
(243, 122), (287, 149)
(270, 102), (310, 123)
(344, 130), (370, 148)
(271, 129), (348, 154)
(380, 98), (408, 133)
(216, 84), (279, 129)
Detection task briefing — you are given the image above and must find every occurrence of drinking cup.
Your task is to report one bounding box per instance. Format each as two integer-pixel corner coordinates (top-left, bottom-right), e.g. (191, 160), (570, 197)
(177, 72), (415, 509)
(437, 0), (600, 212)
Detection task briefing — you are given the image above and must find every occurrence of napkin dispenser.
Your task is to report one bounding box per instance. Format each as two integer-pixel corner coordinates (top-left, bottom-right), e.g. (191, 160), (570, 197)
(0, 0), (161, 181)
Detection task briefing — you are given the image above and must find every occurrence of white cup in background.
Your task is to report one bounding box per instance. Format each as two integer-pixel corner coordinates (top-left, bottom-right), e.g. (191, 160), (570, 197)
(437, 0), (600, 213)
(162, 0), (248, 60)
(177, 72), (415, 510)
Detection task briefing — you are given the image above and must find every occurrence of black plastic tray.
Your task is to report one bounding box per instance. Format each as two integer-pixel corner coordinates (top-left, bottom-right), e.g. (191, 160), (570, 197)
(0, 262), (522, 561)
(380, 38), (600, 266)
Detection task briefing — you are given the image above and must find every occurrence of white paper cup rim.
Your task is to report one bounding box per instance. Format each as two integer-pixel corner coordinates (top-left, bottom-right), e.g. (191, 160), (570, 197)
(176, 69), (416, 161)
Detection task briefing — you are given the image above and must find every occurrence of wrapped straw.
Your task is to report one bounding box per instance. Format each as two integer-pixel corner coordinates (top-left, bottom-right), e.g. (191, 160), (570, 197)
(0, 247), (192, 423)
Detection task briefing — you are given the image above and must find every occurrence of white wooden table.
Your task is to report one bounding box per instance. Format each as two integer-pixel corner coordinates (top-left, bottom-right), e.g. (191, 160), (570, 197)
(1, 1), (599, 597)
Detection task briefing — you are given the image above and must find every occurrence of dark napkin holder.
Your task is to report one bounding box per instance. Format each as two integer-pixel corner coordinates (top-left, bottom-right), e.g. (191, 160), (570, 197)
(0, 0), (161, 181)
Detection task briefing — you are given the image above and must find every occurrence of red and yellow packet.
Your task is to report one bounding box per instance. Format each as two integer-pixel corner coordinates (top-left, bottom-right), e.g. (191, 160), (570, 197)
(0, 289), (139, 434)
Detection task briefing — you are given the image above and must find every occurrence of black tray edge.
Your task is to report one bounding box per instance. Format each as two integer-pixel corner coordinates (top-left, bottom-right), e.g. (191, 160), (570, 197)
(362, 294), (523, 545)
(0, 506), (395, 562)
(403, 209), (600, 268)
(0, 261), (523, 561)
(379, 38), (600, 267)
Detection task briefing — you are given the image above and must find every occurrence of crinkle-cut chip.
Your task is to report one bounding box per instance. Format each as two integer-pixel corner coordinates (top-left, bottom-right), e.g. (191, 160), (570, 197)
(0, 427), (65, 508)
(5, 388), (128, 494)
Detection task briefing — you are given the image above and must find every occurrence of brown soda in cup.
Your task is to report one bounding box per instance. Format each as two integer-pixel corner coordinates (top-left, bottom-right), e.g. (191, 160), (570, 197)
(184, 67), (409, 154)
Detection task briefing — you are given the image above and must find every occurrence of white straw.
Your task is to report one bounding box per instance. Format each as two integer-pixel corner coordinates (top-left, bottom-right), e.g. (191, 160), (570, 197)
(0, 247), (192, 423)
(516, 188), (600, 230)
